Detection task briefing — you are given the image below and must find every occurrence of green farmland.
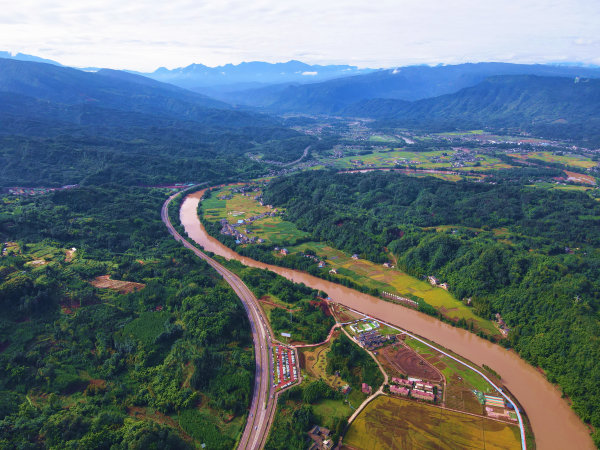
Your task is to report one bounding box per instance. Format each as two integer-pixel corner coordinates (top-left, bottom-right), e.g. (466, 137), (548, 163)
(290, 241), (498, 335)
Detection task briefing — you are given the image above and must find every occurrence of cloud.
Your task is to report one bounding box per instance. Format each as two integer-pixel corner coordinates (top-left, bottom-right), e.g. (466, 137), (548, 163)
(302, 71), (318, 76)
(0, 0), (598, 70)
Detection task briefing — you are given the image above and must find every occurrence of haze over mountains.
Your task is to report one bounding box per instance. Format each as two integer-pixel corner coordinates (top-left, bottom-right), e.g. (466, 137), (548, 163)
(346, 75), (600, 143)
(138, 60), (375, 93)
(1, 55), (600, 150)
(219, 62), (600, 113)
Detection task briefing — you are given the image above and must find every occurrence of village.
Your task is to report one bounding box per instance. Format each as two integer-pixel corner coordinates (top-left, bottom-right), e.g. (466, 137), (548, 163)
(217, 185), (282, 244)
(2, 184), (78, 196)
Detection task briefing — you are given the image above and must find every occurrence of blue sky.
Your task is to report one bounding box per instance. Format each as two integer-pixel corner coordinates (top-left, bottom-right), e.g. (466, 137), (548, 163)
(1, 0), (599, 71)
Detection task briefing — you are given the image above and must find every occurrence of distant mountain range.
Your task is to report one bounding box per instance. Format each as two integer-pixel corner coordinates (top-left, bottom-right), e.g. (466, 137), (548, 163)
(1, 56), (599, 147)
(138, 60), (375, 92)
(0, 57), (301, 187)
(344, 75), (600, 143)
(219, 62), (600, 113)
(0, 51), (63, 66)
(0, 58), (286, 130)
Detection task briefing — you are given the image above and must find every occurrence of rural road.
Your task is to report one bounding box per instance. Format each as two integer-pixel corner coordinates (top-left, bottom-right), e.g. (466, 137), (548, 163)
(161, 190), (276, 449)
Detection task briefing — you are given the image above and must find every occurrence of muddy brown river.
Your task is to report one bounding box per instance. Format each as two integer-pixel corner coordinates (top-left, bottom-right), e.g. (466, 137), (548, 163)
(180, 191), (593, 450)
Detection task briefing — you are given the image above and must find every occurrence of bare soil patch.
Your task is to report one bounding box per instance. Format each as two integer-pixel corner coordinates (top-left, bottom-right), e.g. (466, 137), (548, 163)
(91, 275), (145, 294)
(258, 295), (298, 312)
(565, 170), (596, 185)
(380, 343), (443, 382)
(65, 249), (76, 262)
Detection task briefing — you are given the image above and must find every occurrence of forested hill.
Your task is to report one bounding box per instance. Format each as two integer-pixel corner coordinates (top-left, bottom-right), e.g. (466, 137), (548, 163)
(0, 58), (304, 187)
(345, 75), (600, 144)
(263, 171), (600, 441)
(0, 58), (278, 126)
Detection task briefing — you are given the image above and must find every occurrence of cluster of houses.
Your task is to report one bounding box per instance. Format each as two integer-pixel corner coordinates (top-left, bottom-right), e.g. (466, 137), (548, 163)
(219, 219), (265, 244)
(422, 149), (486, 168)
(483, 394), (518, 421)
(381, 291), (418, 309)
(389, 377), (437, 402)
(356, 330), (396, 351)
(5, 184), (78, 196)
(1, 242), (19, 257)
(219, 209), (279, 244)
(428, 276), (449, 290)
(495, 313), (510, 337)
(308, 425), (333, 450)
(302, 252), (328, 268)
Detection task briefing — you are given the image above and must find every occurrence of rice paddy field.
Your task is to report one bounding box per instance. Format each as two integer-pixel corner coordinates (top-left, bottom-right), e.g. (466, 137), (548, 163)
(290, 242), (498, 336)
(509, 151), (598, 169)
(319, 149), (512, 172)
(343, 396), (520, 450)
(202, 186), (310, 244)
(205, 186), (499, 335)
(527, 182), (598, 193)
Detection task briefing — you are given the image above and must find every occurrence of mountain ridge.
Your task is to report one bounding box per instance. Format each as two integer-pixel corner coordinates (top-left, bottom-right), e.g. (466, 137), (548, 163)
(221, 62), (600, 113)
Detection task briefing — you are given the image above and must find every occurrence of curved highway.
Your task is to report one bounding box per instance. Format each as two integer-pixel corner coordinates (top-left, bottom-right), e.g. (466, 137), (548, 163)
(161, 191), (276, 449)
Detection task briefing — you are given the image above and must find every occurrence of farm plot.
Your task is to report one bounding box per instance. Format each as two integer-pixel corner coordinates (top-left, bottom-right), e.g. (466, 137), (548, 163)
(344, 396), (520, 450)
(378, 343), (443, 383)
(403, 337), (496, 414)
(91, 275), (145, 294)
(291, 242), (498, 336)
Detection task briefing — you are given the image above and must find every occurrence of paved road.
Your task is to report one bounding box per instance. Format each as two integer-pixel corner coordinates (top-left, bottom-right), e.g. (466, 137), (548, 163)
(161, 191), (277, 449)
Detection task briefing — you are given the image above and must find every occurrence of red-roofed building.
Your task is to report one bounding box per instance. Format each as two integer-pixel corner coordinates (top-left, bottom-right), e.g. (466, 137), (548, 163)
(362, 383), (372, 395)
(392, 377), (413, 388)
(390, 385), (410, 396)
(412, 389), (435, 402)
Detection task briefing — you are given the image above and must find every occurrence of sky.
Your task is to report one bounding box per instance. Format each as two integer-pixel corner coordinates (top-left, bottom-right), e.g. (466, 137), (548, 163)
(1, 0), (599, 71)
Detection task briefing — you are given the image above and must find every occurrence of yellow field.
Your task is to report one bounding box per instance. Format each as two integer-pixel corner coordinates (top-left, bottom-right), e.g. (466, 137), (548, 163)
(206, 186), (498, 335)
(509, 151), (598, 169)
(344, 396), (520, 450)
(322, 149), (513, 173)
(291, 242), (497, 335)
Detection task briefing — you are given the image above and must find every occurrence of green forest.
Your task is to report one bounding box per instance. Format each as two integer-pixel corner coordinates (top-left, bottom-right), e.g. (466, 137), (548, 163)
(236, 266), (335, 344)
(0, 187), (254, 448)
(263, 170), (600, 444)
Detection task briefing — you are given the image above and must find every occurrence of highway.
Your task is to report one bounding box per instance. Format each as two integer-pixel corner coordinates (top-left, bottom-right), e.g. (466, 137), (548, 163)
(161, 190), (277, 449)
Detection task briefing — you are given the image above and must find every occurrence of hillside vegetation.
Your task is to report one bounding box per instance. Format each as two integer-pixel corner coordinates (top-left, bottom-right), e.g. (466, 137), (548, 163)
(263, 171), (600, 443)
(0, 58), (302, 187)
(0, 187), (253, 448)
(346, 76), (600, 144)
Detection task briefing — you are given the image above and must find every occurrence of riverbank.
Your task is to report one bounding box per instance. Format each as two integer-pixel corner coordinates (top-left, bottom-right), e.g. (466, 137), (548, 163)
(179, 189), (595, 450)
